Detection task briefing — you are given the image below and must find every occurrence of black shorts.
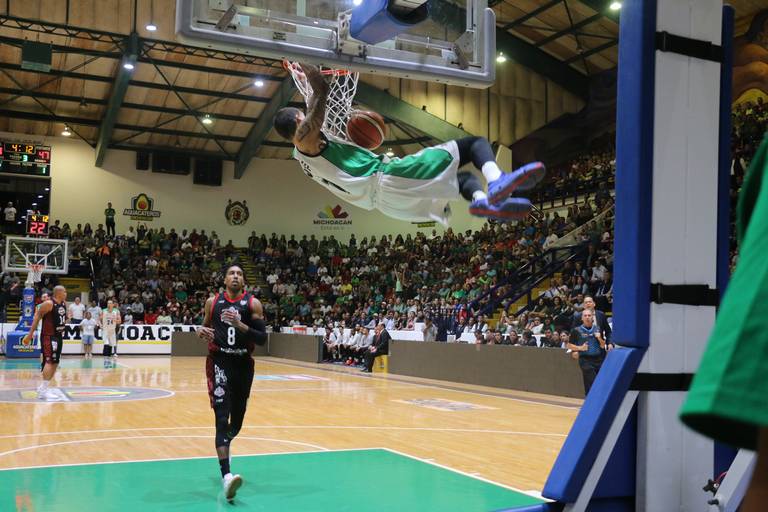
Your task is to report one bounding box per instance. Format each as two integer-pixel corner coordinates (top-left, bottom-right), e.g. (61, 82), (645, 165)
(41, 335), (63, 368)
(205, 353), (255, 410)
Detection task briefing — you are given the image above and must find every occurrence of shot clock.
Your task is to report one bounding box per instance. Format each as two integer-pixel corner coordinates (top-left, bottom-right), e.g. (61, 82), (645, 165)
(26, 214), (49, 236)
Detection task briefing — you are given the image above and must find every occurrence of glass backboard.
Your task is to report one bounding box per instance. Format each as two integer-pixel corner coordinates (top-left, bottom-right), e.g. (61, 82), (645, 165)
(3, 236), (69, 275)
(176, 0), (495, 88)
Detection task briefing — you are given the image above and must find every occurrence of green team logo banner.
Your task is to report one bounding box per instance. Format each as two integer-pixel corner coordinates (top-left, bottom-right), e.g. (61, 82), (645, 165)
(123, 193), (161, 221)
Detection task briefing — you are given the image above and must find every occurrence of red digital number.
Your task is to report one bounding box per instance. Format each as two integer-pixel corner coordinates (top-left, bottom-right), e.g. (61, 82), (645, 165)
(29, 221), (46, 234)
(36, 150), (50, 160)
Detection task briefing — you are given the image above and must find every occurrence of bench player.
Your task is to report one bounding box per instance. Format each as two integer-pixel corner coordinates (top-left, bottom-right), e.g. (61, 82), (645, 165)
(273, 63), (546, 226)
(197, 265), (267, 502)
(22, 285), (67, 400)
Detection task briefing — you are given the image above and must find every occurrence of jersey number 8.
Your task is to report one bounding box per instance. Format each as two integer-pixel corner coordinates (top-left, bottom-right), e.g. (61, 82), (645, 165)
(227, 326), (236, 346)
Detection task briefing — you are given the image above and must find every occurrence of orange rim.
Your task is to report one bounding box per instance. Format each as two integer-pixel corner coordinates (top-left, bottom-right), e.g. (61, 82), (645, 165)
(283, 60), (351, 77)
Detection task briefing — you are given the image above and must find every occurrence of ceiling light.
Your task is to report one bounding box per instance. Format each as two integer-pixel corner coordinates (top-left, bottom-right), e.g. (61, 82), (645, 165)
(37, 195), (43, 198)
(254, 79), (264, 87)
(123, 62), (135, 71)
(201, 114), (213, 125)
(44, 187), (50, 191)
(32, 203), (37, 206)
(385, 148), (394, 157)
(62, 126), (72, 136)
(353, 0), (363, 5)
(146, 23), (158, 31)
(496, 52), (507, 63)
(609, 1), (622, 10)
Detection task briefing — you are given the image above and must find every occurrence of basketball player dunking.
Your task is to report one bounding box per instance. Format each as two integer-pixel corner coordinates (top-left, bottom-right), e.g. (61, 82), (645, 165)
(22, 285), (67, 401)
(196, 265), (267, 502)
(273, 63), (547, 225)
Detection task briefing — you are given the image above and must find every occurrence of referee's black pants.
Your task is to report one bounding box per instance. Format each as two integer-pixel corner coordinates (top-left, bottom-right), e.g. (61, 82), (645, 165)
(579, 355), (604, 395)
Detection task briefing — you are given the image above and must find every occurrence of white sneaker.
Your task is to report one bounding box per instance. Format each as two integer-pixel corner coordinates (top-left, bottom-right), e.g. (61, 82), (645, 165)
(38, 389), (59, 401)
(222, 473), (242, 501)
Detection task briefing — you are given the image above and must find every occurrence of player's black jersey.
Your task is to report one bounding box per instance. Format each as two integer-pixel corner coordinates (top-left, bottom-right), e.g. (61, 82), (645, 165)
(42, 299), (67, 338)
(210, 291), (255, 355)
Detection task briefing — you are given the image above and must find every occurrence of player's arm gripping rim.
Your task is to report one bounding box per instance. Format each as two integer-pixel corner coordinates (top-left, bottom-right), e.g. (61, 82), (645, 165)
(22, 300), (53, 345)
(197, 296), (215, 343)
(293, 63), (330, 156)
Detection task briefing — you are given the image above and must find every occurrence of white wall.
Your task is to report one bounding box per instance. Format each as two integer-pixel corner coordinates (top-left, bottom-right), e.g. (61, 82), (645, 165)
(4, 132), (487, 244)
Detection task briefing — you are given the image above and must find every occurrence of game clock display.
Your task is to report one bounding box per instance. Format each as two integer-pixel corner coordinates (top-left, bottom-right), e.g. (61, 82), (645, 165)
(26, 214), (49, 236)
(0, 142), (51, 176)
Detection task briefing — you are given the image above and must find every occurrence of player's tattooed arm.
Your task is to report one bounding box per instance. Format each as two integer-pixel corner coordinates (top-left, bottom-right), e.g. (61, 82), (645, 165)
(294, 63), (329, 152)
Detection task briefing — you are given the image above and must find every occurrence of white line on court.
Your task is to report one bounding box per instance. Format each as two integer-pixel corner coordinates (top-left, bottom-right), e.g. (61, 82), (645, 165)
(0, 425), (567, 439)
(380, 447), (550, 501)
(0, 435), (328, 460)
(171, 384), (419, 393)
(263, 358), (582, 410)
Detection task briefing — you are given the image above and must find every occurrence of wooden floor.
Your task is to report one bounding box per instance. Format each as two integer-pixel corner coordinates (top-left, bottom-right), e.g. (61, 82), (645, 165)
(0, 356), (580, 494)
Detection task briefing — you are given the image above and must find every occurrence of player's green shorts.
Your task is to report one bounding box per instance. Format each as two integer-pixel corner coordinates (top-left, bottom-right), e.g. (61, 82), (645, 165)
(680, 133), (768, 450)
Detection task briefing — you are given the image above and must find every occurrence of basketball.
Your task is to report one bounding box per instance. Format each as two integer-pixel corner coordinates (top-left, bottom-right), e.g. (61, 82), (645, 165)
(346, 110), (387, 150)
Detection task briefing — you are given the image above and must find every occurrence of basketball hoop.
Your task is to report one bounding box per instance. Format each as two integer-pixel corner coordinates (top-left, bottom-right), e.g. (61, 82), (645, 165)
(26, 263), (46, 287)
(283, 60), (359, 141)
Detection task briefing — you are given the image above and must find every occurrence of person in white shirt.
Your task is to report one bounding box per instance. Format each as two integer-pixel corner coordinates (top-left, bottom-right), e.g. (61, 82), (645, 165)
(88, 301), (102, 323)
(101, 300), (121, 357)
(3, 202), (16, 234)
(80, 311), (98, 359)
(68, 297), (86, 324)
(123, 309), (134, 325)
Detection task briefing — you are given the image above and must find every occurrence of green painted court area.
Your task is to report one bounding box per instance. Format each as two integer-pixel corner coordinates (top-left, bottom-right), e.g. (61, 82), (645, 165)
(2, 449), (543, 511)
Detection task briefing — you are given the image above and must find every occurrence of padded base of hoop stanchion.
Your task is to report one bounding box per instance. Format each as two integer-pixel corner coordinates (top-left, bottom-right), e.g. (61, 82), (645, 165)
(350, 0), (429, 45)
(5, 331), (40, 358)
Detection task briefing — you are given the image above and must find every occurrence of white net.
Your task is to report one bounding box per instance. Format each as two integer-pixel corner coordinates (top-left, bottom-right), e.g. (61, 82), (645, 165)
(283, 60), (359, 141)
(26, 264), (45, 287)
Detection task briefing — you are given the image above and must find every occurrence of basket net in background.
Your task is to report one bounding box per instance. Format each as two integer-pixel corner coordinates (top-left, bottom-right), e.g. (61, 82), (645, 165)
(283, 60), (359, 142)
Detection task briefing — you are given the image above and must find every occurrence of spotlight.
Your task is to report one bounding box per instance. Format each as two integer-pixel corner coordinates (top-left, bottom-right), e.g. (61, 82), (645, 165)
(385, 148), (394, 157)
(353, 0), (362, 5)
(496, 52), (507, 63)
(609, 1), (621, 10)
(254, 79), (264, 87)
(123, 62), (135, 71)
(62, 126), (72, 136)
(146, 23), (158, 31)
(201, 114), (213, 125)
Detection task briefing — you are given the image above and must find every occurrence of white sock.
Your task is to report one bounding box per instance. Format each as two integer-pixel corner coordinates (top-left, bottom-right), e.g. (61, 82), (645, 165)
(481, 162), (502, 183)
(472, 190), (487, 201)
(38, 381), (49, 392)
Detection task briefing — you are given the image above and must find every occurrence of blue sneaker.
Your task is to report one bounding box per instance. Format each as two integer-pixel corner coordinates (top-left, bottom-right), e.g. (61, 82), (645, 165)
(469, 197), (532, 221)
(487, 161), (546, 204)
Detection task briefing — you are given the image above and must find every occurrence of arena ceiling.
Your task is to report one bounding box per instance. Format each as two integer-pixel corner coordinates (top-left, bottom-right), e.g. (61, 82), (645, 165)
(0, 0), (762, 174)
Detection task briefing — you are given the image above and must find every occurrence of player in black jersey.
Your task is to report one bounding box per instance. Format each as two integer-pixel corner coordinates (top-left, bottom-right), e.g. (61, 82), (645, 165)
(197, 265), (267, 502)
(22, 285), (67, 400)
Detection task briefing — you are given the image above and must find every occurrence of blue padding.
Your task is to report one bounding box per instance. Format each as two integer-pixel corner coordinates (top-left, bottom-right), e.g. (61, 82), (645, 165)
(714, 4), (737, 478)
(612, 0), (657, 349)
(594, 404), (637, 498)
(350, 0), (429, 45)
(542, 347), (645, 502)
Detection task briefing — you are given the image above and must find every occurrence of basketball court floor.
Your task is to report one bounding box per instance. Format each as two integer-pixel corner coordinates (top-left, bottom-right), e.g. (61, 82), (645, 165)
(0, 356), (580, 511)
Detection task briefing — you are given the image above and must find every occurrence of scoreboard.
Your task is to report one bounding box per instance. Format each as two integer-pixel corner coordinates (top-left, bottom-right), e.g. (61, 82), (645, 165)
(0, 142), (51, 176)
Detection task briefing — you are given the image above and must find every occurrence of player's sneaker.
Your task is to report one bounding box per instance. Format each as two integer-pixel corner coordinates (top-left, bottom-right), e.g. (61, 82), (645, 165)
(469, 197), (532, 221)
(222, 473), (242, 501)
(38, 389), (59, 401)
(487, 161), (546, 204)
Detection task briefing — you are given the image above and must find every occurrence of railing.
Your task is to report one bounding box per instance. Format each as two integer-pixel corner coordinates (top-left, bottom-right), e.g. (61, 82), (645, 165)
(531, 175), (615, 210)
(470, 243), (587, 317)
(552, 205), (614, 248)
